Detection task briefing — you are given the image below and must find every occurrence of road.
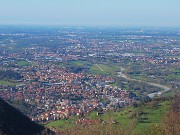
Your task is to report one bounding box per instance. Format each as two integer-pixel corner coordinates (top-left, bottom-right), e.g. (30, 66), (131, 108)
(117, 67), (171, 98)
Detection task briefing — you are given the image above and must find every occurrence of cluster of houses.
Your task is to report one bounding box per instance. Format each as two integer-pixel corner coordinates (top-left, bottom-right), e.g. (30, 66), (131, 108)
(0, 28), (179, 124)
(0, 55), (135, 123)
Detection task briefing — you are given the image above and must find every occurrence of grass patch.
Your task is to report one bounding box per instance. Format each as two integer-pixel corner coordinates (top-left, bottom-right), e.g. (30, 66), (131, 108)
(111, 81), (119, 87)
(130, 75), (148, 81)
(86, 107), (135, 127)
(90, 64), (119, 75)
(46, 120), (66, 129)
(0, 80), (17, 86)
(70, 60), (89, 66)
(133, 101), (170, 133)
(83, 101), (170, 133)
(165, 55), (180, 58)
(57, 60), (89, 68)
(16, 60), (30, 66)
(170, 44), (180, 47)
(46, 116), (78, 130)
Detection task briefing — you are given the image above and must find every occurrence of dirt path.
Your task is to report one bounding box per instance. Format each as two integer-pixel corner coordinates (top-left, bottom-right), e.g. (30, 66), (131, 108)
(96, 64), (104, 71)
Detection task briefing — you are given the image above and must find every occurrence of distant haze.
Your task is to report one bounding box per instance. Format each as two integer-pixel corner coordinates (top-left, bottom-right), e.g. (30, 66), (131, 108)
(0, 0), (180, 26)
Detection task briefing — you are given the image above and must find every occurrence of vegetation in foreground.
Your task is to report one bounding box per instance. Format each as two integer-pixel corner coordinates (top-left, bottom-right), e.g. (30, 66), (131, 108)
(46, 95), (177, 135)
(1, 94), (179, 135)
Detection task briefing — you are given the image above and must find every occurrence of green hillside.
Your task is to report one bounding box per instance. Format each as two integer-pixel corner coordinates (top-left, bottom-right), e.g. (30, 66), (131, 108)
(46, 97), (171, 135)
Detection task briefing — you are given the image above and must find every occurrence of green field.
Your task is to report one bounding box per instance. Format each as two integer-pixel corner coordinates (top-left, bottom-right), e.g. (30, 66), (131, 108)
(46, 115), (78, 130)
(170, 44), (180, 47)
(57, 60), (89, 68)
(86, 101), (170, 133)
(85, 108), (134, 126)
(57, 62), (120, 75)
(46, 120), (67, 129)
(0, 80), (17, 86)
(90, 64), (119, 75)
(171, 69), (180, 76)
(16, 60), (30, 66)
(133, 101), (170, 133)
(70, 60), (89, 66)
(130, 74), (148, 81)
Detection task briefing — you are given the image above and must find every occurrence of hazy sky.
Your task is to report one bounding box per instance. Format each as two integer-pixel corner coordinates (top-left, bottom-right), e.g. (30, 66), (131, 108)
(0, 0), (180, 26)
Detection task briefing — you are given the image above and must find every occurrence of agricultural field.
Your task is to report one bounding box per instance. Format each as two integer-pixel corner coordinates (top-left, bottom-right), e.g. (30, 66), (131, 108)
(90, 64), (119, 75)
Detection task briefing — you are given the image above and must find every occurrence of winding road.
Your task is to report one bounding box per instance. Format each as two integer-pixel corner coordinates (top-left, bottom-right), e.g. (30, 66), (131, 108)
(117, 67), (171, 98)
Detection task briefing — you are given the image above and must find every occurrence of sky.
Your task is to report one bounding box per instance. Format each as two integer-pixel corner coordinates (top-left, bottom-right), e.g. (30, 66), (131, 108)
(0, 0), (180, 26)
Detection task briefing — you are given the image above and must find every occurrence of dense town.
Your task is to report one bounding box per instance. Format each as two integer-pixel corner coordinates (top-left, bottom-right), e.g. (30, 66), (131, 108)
(0, 27), (179, 123)
(0, 47), (135, 123)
